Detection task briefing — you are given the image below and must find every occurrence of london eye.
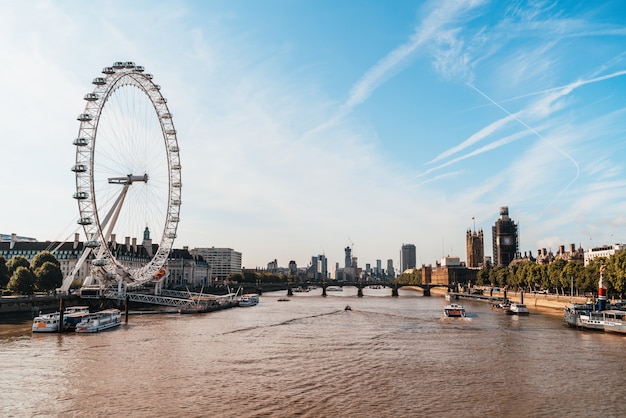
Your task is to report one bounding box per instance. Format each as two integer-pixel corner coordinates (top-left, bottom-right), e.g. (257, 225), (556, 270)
(66, 61), (181, 291)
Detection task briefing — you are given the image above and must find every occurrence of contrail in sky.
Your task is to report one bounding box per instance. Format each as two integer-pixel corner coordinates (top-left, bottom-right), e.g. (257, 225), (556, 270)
(466, 82), (580, 212)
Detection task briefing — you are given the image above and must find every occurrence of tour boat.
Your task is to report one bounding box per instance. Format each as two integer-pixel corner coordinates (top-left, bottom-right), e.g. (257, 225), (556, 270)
(238, 294), (259, 307)
(564, 303), (626, 333)
(490, 300), (511, 313)
(32, 306), (90, 333)
(75, 309), (122, 333)
(32, 312), (63, 333)
(326, 286), (343, 292)
(507, 303), (530, 315)
(444, 303), (466, 317)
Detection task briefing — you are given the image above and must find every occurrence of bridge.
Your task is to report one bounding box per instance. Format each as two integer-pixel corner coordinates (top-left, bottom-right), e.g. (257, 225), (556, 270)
(73, 280), (453, 312)
(281, 281), (454, 297)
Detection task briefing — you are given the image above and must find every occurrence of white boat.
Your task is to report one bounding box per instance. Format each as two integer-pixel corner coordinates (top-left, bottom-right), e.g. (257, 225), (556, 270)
(564, 304), (626, 333)
(238, 294), (259, 307)
(75, 309), (122, 333)
(32, 306), (90, 333)
(326, 286), (343, 292)
(32, 312), (62, 333)
(507, 303), (530, 315)
(444, 303), (466, 317)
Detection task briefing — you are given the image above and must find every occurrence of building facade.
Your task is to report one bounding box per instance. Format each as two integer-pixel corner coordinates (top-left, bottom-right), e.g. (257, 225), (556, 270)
(583, 244), (626, 266)
(0, 233), (210, 289)
(401, 243), (416, 272)
(387, 259), (395, 279)
(421, 256), (476, 287)
(466, 229), (484, 268)
(492, 206), (518, 267)
(190, 247), (242, 282)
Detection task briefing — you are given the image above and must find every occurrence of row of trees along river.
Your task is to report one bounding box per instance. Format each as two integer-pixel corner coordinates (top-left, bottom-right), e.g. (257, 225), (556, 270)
(0, 252), (64, 295)
(394, 252), (626, 300)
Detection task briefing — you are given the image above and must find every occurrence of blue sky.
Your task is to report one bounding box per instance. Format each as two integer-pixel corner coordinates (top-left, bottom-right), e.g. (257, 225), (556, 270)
(1, 0), (626, 272)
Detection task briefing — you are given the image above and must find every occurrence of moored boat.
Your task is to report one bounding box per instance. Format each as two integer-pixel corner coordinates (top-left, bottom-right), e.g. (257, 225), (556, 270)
(63, 306), (91, 331)
(563, 268), (626, 333)
(75, 309), (122, 333)
(238, 294), (259, 307)
(564, 303), (626, 333)
(32, 306), (90, 333)
(444, 303), (466, 317)
(32, 312), (62, 333)
(490, 300), (511, 313)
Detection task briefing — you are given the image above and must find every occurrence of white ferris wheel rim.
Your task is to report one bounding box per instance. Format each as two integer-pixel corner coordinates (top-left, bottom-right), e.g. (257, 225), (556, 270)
(72, 61), (181, 285)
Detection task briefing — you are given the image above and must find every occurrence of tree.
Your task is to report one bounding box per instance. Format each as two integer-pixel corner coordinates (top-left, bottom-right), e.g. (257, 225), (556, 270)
(476, 268), (489, 286)
(562, 261), (584, 296)
(34, 261), (63, 292)
(7, 266), (36, 294)
(548, 259), (567, 294)
(227, 272), (243, 283)
(604, 250), (626, 298)
(6, 255), (30, 275)
(31, 251), (60, 270)
(0, 255), (9, 288)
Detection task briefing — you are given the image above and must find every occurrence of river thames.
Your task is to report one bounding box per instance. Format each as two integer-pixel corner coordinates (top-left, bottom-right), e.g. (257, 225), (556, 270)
(1, 287), (625, 417)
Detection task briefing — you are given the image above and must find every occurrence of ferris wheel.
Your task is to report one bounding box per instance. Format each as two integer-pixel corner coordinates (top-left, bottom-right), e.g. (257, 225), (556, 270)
(68, 61), (181, 290)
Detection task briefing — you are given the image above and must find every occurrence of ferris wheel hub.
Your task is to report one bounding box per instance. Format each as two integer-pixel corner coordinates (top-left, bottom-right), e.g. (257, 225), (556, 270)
(108, 174), (149, 185)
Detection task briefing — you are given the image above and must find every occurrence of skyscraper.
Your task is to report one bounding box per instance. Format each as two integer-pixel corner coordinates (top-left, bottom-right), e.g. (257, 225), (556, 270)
(387, 259), (395, 279)
(344, 246), (352, 268)
(492, 206), (518, 267)
(401, 244), (416, 272)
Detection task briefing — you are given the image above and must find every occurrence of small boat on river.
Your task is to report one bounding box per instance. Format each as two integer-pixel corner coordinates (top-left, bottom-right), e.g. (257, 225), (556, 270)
(326, 286), (343, 292)
(75, 309), (122, 333)
(444, 303), (466, 317)
(238, 294), (259, 307)
(490, 300), (511, 313)
(507, 303), (529, 315)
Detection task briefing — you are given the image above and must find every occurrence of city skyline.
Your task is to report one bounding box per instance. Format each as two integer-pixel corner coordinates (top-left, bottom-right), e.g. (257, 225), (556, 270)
(2, 1), (626, 271)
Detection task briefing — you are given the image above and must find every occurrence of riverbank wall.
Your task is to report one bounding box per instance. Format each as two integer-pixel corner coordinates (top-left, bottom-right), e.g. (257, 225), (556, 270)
(0, 294), (81, 317)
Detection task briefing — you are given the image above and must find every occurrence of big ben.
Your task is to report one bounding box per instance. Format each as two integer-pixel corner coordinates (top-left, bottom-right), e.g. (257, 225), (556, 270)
(492, 206), (518, 266)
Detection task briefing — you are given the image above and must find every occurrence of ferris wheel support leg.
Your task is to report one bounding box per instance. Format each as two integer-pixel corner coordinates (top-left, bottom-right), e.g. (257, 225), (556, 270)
(60, 247), (92, 292)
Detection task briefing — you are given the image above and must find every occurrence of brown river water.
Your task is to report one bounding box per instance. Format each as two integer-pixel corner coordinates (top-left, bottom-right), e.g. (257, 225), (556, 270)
(1, 287), (625, 417)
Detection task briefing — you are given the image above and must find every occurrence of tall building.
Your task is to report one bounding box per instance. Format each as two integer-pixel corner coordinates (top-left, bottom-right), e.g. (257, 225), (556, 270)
(191, 247), (242, 281)
(492, 206), (518, 267)
(387, 259), (395, 279)
(311, 254), (328, 280)
(466, 228), (484, 268)
(401, 244), (416, 272)
(344, 247), (352, 268)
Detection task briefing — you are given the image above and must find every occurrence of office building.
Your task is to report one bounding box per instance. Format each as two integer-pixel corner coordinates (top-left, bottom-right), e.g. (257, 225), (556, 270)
(401, 244), (416, 272)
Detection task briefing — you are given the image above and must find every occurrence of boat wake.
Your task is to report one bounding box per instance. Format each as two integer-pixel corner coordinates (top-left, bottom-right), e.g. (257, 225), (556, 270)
(220, 310), (344, 335)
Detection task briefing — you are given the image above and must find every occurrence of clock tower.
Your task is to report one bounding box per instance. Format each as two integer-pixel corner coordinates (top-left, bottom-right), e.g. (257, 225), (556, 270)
(492, 206), (518, 267)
